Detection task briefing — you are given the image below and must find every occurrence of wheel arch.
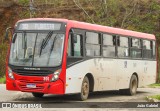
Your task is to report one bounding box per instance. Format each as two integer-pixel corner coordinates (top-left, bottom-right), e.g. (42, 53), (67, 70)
(85, 73), (94, 92)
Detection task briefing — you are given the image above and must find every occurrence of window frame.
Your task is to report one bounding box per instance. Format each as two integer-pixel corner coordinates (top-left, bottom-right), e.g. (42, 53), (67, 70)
(85, 31), (102, 57)
(67, 27), (156, 61)
(141, 39), (157, 60)
(129, 37), (143, 59)
(142, 39), (152, 59)
(152, 40), (156, 60)
(67, 32), (84, 58)
(117, 36), (130, 58)
(102, 33), (116, 58)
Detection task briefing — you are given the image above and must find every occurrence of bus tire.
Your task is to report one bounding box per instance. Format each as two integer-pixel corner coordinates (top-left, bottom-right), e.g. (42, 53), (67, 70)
(32, 92), (44, 98)
(77, 76), (89, 101)
(126, 75), (138, 95)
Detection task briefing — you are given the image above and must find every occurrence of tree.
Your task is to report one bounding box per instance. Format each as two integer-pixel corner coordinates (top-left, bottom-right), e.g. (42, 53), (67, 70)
(73, 0), (95, 23)
(121, 0), (138, 28)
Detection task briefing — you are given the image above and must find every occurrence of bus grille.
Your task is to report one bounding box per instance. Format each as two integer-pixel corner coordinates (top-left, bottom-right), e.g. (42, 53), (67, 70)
(18, 79), (44, 84)
(13, 69), (52, 76)
(19, 84), (44, 92)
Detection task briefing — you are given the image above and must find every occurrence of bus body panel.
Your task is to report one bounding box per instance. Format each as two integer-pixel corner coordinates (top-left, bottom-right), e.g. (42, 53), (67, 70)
(65, 59), (156, 94)
(116, 59), (156, 89)
(65, 58), (117, 94)
(66, 59), (98, 94)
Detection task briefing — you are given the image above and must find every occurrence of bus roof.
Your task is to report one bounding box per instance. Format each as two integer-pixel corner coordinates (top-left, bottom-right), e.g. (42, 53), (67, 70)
(17, 18), (69, 23)
(17, 18), (156, 40)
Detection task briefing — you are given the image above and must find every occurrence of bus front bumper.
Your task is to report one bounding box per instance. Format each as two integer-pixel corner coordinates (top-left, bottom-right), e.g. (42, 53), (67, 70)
(6, 79), (64, 94)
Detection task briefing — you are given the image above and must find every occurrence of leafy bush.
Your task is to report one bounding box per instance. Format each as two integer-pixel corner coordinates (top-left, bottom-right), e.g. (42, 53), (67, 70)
(0, 0), (15, 8)
(18, 0), (29, 6)
(0, 76), (6, 84)
(150, 95), (160, 100)
(0, 43), (8, 77)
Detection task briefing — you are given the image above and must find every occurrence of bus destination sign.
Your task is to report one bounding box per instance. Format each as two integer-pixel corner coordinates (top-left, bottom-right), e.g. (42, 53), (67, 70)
(18, 22), (61, 30)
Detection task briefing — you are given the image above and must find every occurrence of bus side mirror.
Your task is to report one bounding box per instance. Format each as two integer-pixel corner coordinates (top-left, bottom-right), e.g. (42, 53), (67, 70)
(5, 27), (13, 42)
(12, 33), (17, 43)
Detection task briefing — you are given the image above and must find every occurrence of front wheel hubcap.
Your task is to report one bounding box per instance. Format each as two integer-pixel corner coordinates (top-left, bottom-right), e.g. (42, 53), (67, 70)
(131, 80), (137, 93)
(82, 82), (89, 96)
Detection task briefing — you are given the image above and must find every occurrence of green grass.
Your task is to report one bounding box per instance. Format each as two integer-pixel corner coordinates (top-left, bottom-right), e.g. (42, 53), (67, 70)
(149, 95), (160, 100)
(148, 83), (160, 88)
(0, 76), (6, 84)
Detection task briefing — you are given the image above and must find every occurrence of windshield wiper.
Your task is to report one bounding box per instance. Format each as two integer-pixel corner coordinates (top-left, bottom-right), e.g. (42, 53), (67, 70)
(50, 34), (58, 53)
(39, 31), (53, 57)
(47, 34), (59, 64)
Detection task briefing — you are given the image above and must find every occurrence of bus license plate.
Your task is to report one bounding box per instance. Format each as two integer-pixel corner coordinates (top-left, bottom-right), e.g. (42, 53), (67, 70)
(26, 84), (36, 88)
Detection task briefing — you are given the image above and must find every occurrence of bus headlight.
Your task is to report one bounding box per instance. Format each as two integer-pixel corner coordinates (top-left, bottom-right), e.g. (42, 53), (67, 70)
(8, 67), (14, 79)
(51, 69), (61, 82)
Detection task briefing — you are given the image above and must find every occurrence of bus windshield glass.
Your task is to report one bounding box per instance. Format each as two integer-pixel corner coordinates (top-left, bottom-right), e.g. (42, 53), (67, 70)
(9, 32), (64, 67)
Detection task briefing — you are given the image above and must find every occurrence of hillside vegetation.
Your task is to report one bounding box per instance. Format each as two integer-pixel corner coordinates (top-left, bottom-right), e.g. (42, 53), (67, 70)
(0, 0), (160, 82)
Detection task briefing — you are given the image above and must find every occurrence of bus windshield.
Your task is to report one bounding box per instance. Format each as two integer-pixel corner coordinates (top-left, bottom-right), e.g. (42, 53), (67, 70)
(9, 32), (64, 67)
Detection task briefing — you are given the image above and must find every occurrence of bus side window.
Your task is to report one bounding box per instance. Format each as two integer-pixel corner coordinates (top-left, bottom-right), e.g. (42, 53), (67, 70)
(67, 34), (83, 57)
(86, 32), (100, 56)
(117, 36), (129, 58)
(103, 34), (115, 57)
(74, 35), (82, 57)
(143, 40), (152, 59)
(152, 41), (156, 59)
(130, 38), (142, 58)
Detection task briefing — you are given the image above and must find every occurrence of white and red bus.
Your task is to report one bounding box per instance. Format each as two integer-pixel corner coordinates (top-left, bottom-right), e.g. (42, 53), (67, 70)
(5, 18), (157, 100)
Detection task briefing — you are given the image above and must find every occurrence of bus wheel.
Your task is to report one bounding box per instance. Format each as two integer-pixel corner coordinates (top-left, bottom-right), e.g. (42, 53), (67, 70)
(32, 92), (44, 98)
(77, 76), (89, 101)
(127, 75), (138, 95)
